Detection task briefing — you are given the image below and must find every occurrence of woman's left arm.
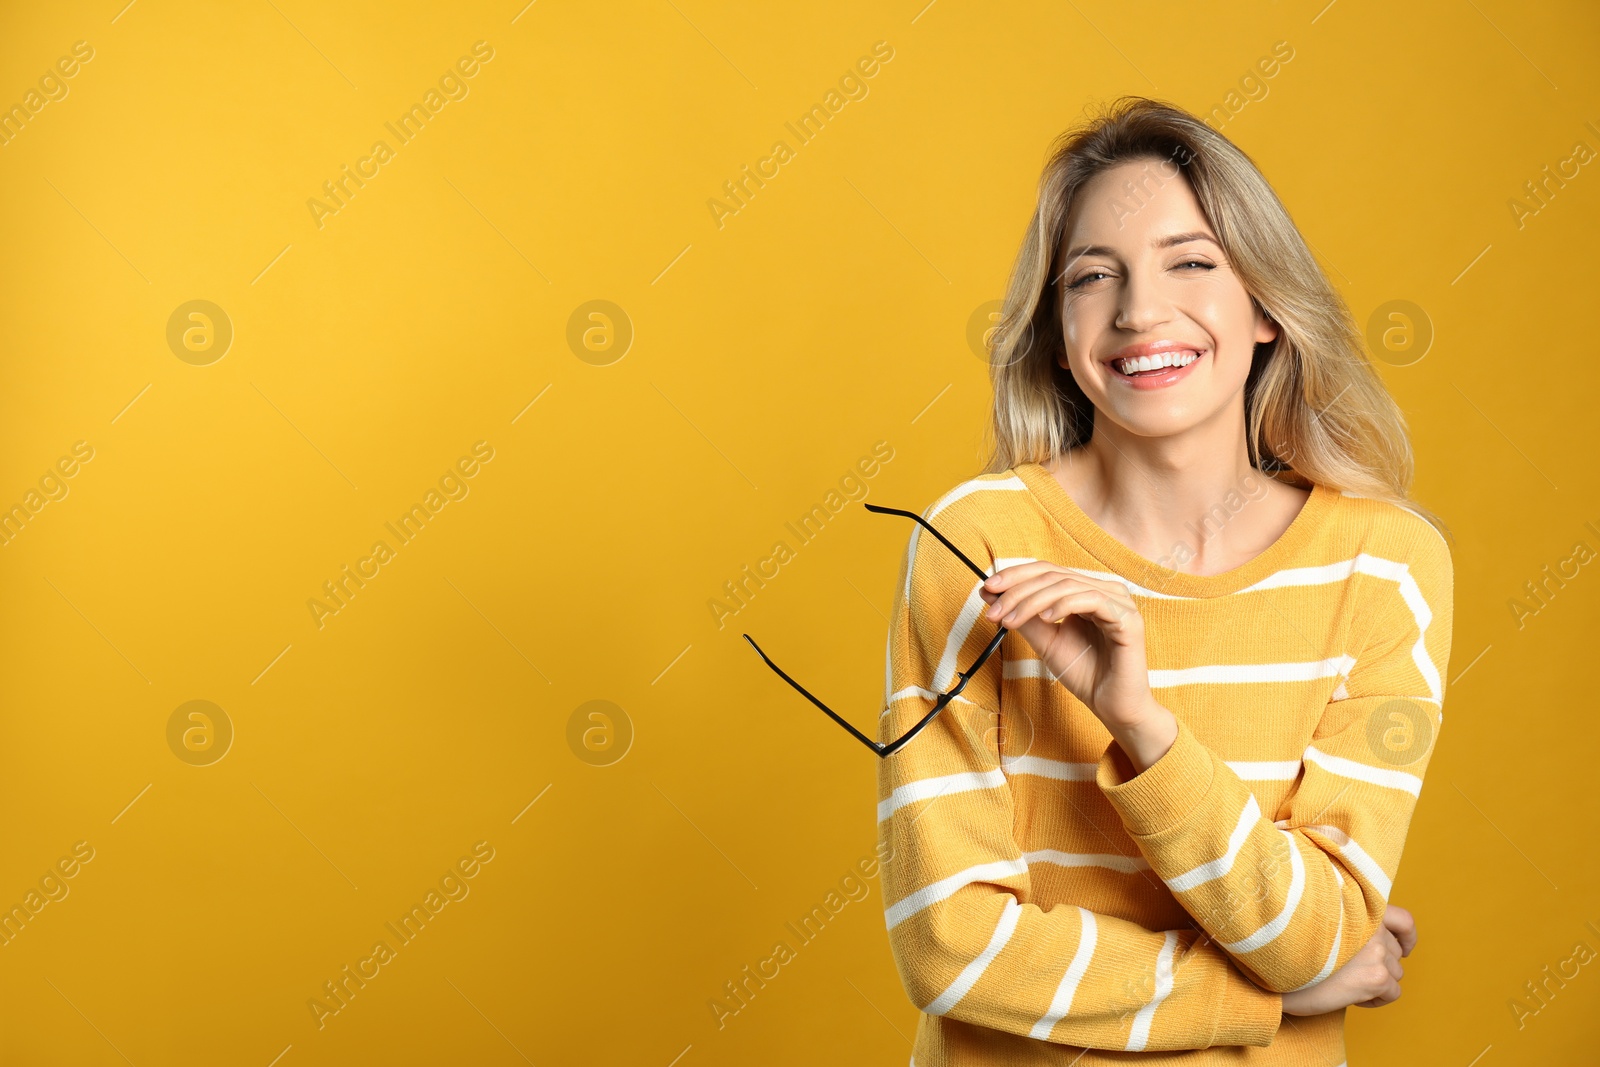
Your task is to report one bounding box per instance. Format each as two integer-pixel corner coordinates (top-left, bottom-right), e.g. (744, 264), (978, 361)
(982, 520), (1454, 994)
(1095, 527), (1455, 994)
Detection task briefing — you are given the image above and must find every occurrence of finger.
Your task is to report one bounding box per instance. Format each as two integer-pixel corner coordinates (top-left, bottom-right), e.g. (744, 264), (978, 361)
(986, 572), (1119, 626)
(981, 561), (1077, 594)
(984, 561), (1126, 599)
(1354, 982), (1401, 1009)
(1040, 589), (1122, 624)
(995, 575), (1109, 627)
(1385, 907), (1418, 957)
(1380, 926), (1403, 959)
(982, 569), (1084, 621)
(1394, 923), (1417, 957)
(1007, 572), (1141, 631)
(980, 568), (1076, 619)
(1054, 586), (1142, 637)
(1013, 584), (1136, 637)
(982, 567), (1143, 641)
(1379, 932), (1404, 978)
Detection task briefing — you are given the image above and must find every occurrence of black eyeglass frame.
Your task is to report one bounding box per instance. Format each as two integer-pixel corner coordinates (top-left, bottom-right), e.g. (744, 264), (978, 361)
(742, 502), (1009, 759)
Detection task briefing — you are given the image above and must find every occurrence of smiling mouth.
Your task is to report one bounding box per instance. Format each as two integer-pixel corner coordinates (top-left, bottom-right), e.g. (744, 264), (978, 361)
(1109, 349), (1204, 377)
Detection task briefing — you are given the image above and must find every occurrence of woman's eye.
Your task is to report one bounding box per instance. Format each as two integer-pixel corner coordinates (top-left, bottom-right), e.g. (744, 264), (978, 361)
(1067, 261), (1213, 290)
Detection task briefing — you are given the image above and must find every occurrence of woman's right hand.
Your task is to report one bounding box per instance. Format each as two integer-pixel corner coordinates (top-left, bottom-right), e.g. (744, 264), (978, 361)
(1280, 904), (1417, 1016)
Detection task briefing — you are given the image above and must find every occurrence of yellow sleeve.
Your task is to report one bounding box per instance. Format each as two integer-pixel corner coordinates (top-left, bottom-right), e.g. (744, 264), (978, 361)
(1096, 521), (1454, 993)
(877, 514), (1283, 1051)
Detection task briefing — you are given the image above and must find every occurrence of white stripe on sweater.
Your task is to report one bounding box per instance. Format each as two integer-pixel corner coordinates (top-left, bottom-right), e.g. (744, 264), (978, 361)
(1350, 552), (1442, 702)
(1126, 931), (1178, 1051)
(879, 768), (1007, 822)
(930, 581), (995, 693)
(999, 744), (1300, 783)
(922, 557), (1033, 695)
(1047, 559), (1361, 600)
(930, 476), (1028, 522)
(1025, 849), (1150, 874)
(1004, 657), (1051, 680)
(881, 850), (1144, 933)
(1290, 866), (1345, 991)
(1226, 760), (1303, 780)
(884, 858), (1027, 930)
(1029, 907), (1097, 1039)
(1304, 745), (1422, 797)
(1151, 656), (1355, 689)
(880, 685), (988, 720)
(1219, 831), (1307, 954)
(1000, 753), (1098, 780)
(1305, 823), (1392, 900)
(898, 477), (1027, 606)
(923, 895), (1022, 1015)
(1166, 795), (1261, 892)
(1041, 552), (1445, 705)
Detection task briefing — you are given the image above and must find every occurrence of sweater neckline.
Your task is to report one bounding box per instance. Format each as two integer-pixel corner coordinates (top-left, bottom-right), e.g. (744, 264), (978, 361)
(1012, 461), (1338, 598)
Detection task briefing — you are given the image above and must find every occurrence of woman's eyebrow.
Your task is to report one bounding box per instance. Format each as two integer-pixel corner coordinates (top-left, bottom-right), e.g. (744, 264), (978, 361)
(1061, 231), (1221, 262)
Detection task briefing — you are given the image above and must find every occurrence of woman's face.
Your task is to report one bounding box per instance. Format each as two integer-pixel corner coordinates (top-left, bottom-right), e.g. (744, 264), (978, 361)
(1056, 157), (1277, 441)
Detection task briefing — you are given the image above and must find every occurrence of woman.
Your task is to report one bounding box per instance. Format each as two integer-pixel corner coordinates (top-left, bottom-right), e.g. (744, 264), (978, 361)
(877, 96), (1454, 1064)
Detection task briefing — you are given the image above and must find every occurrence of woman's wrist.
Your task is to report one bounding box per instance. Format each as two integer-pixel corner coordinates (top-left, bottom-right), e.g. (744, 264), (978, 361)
(1112, 700), (1179, 775)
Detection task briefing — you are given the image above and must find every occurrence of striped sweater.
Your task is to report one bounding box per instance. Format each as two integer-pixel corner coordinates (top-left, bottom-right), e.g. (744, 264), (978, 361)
(876, 461), (1453, 1065)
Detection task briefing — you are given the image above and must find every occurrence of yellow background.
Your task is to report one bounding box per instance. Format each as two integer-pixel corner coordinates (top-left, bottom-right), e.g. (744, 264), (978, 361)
(1, 0), (1597, 1063)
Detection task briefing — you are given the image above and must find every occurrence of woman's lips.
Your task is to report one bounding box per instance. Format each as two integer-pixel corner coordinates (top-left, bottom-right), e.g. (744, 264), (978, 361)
(1106, 349), (1205, 390)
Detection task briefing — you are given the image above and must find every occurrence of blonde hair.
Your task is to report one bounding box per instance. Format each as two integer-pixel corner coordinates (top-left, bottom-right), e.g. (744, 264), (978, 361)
(978, 96), (1449, 543)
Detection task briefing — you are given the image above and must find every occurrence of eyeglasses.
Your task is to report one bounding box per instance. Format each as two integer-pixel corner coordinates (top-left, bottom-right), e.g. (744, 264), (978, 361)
(742, 502), (1009, 759)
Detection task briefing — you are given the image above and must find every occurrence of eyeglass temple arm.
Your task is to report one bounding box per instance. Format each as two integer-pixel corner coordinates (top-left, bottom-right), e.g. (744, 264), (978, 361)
(740, 632), (882, 753)
(742, 501), (1005, 759)
(861, 503), (992, 582)
(741, 626), (1007, 759)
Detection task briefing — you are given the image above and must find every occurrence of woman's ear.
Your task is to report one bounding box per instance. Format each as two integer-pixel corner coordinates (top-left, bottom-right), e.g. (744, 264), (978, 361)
(1254, 301), (1280, 346)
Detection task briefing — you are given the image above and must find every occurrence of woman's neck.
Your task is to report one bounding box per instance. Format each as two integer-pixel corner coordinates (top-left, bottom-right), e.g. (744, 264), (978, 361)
(1045, 433), (1308, 577)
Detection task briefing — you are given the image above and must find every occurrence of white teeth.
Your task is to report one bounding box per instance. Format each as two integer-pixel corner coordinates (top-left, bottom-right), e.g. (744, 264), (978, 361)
(1115, 350), (1199, 375)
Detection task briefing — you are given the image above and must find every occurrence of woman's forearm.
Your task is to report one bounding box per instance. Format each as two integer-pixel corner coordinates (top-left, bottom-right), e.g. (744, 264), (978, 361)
(1109, 699), (1179, 775)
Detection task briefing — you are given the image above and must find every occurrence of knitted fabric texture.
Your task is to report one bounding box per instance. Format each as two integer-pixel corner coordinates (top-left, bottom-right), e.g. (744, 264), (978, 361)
(876, 462), (1454, 1066)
